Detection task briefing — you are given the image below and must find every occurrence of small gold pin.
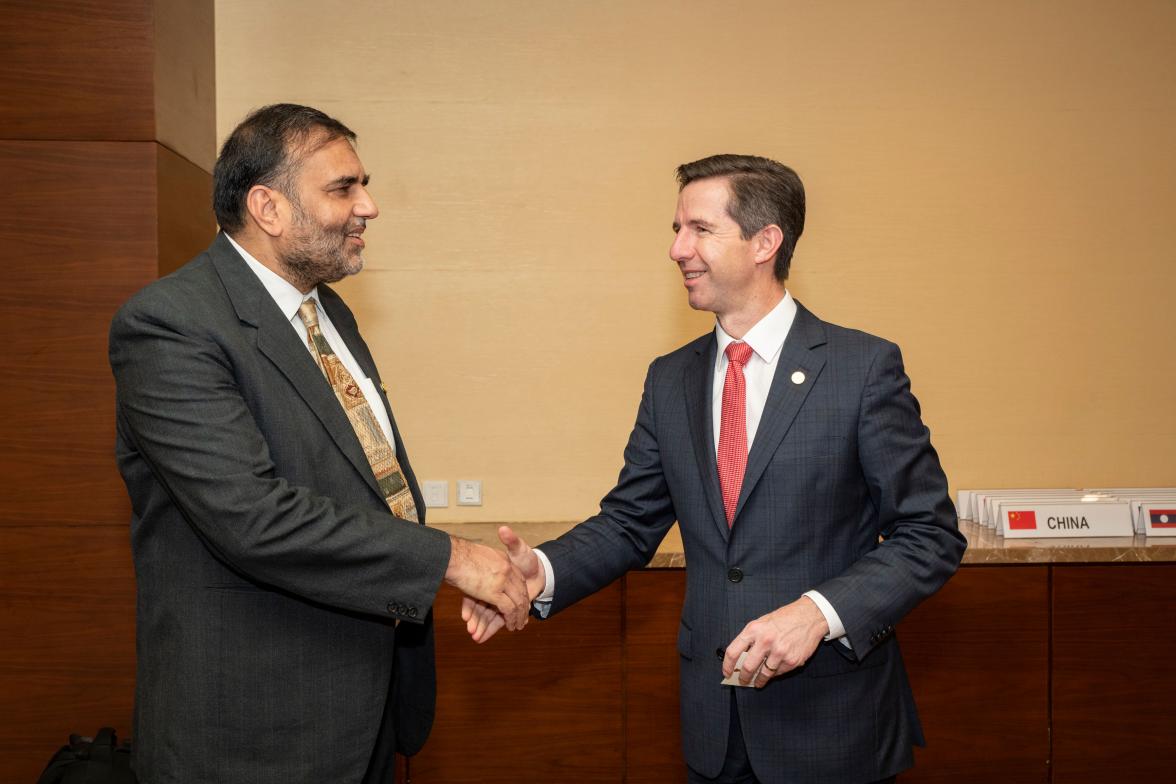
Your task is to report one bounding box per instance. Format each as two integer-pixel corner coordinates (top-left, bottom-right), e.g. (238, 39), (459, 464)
(380, 381), (388, 393)
(791, 371), (806, 385)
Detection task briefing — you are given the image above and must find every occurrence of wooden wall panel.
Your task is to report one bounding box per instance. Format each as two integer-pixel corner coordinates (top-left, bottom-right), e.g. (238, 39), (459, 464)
(1052, 564), (1176, 783)
(0, 141), (158, 525)
(0, 524), (136, 783)
(625, 569), (688, 782)
(413, 583), (625, 783)
(157, 144), (217, 276)
(0, 1), (154, 141)
(900, 566), (1050, 783)
(0, 2), (213, 779)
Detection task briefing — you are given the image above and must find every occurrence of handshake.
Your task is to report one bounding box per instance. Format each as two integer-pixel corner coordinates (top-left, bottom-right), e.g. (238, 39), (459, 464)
(443, 526), (543, 643)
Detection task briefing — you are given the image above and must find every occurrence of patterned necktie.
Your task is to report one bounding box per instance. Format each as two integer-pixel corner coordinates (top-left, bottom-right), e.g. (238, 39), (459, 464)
(297, 299), (418, 523)
(718, 341), (754, 527)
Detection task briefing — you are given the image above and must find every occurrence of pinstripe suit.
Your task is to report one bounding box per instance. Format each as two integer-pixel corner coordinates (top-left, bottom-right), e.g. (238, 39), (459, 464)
(109, 233), (451, 783)
(538, 302), (965, 783)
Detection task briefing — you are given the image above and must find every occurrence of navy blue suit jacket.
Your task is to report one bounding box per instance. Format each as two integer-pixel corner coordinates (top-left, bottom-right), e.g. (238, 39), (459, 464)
(539, 302), (965, 783)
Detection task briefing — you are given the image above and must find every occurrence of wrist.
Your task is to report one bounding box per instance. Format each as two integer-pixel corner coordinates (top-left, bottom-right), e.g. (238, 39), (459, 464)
(444, 535), (469, 583)
(798, 595), (830, 637)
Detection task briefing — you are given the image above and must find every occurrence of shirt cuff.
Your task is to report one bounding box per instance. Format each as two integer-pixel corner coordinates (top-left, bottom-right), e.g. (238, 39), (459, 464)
(803, 589), (851, 648)
(532, 547), (555, 618)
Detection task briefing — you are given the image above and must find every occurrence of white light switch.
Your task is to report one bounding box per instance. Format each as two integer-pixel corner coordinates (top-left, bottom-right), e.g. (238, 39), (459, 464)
(422, 480), (448, 508)
(456, 479), (482, 506)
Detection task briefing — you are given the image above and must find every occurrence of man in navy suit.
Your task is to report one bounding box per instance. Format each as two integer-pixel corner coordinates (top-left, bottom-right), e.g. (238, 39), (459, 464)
(471, 154), (965, 783)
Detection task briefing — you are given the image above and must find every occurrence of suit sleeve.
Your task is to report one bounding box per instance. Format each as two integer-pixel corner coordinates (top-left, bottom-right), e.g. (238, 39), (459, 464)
(109, 286), (451, 622)
(812, 341), (965, 658)
(538, 361), (678, 614)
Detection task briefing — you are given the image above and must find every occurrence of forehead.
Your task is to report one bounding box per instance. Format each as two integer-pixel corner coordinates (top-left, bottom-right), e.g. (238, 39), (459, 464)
(292, 134), (365, 184)
(676, 177), (734, 221)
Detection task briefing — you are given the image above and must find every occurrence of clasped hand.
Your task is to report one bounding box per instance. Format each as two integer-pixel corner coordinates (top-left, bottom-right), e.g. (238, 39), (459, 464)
(444, 534), (534, 632)
(459, 526), (545, 643)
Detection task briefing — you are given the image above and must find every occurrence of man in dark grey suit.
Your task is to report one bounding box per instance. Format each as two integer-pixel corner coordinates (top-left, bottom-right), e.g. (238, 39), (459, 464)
(110, 104), (529, 784)
(471, 154), (965, 783)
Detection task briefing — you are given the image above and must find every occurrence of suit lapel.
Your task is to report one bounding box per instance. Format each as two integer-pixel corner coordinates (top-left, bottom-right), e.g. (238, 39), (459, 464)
(732, 302), (827, 522)
(209, 235), (385, 505)
(683, 335), (731, 542)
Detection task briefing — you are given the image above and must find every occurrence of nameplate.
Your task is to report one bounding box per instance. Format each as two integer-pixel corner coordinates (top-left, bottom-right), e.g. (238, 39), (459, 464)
(973, 489), (1089, 527)
(1141, 504), (1176, 537)
(997, 501), (1133, 538)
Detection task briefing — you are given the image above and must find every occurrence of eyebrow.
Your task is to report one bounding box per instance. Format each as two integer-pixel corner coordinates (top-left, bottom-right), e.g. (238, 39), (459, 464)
(325, 173), (370, 189)
(672, 218), (715, 231)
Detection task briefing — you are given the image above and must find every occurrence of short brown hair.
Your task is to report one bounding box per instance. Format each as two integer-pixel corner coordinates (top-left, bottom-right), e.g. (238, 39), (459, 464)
(676, 154), (805, 280)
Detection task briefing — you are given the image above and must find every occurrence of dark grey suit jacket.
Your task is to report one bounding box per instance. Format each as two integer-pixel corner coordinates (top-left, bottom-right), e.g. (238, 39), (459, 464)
(539, 303), (965, 783)
(109, 233), (452, 784)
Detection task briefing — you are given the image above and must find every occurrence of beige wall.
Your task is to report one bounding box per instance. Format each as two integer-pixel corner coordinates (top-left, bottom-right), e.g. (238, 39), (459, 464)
(217, 0), (1176, 523)
(156, 0), (217, 172)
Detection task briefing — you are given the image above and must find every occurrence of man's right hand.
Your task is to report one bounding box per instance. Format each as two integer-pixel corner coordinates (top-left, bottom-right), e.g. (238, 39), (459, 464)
(459, 526), (547, 644)
(497, 525), (546, 600)
(444, 536), (529, 630)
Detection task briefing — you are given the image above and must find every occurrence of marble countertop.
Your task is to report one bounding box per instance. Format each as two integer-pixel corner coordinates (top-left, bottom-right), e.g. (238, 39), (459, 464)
(433, 519), (1176, 567)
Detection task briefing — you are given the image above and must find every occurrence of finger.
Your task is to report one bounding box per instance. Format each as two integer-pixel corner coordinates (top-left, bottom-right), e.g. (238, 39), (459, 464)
(498, 525), (522, 553)
(472, 604), (494, 641)
(485, 612), (506, 639)
(496, 591), (527, 631)
(739, 640), (771, 685)
(462, 597), (480, 636)
(502, 568), (531, 626)
(754, 658), (779, 688)
(476, 611), (507, 644)
(722, 634), (753, 678)
(466, 597), (493, 637)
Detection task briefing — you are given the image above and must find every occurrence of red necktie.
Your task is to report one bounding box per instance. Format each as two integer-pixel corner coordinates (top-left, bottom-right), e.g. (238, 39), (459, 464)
(718, 341), (754, 527)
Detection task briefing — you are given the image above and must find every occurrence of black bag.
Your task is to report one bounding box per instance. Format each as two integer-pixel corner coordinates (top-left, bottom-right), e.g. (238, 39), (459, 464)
(37, 728), (136, 784)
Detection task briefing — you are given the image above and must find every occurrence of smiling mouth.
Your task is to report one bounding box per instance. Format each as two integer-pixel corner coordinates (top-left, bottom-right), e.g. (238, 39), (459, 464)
(683, 271), (705, 280)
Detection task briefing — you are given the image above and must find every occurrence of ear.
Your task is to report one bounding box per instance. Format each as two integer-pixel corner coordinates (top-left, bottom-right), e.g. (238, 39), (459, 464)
(245, 185), (287, 238)
(753, 224), (784, 267)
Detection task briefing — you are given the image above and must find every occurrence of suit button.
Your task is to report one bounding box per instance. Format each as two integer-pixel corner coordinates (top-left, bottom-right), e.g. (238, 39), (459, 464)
(727, 568), (743, 583)
(716, 647), (724, 660)
(386, 603), (396, 615)
(408, 607), (418, 618)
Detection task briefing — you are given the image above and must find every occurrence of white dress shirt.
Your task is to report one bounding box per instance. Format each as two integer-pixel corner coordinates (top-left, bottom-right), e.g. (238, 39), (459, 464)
(535, 291), (848, 644)
(225, 234), (396, 449)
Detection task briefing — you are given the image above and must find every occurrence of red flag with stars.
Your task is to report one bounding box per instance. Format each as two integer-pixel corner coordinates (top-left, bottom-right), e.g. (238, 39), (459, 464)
(1008, 510), (1037, 530)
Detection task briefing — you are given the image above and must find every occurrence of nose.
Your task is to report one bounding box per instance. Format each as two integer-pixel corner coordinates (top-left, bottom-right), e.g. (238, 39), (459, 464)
(355, 186), (379, 220)
(669, 228), (693, 263)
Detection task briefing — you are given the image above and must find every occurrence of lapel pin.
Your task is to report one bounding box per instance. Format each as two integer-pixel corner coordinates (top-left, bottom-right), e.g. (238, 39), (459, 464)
(791, 370), (806, 385)
(380, 381), (388, 393)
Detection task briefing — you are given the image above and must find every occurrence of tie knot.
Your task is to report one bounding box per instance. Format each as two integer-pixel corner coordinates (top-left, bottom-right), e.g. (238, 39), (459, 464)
(725, 341), (754, 368)
(298, 299), (320, 329)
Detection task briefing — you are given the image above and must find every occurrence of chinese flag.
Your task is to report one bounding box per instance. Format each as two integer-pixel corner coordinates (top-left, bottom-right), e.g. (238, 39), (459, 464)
(1008, 510), (1037, 530)
(1150, 510), (1176, 529)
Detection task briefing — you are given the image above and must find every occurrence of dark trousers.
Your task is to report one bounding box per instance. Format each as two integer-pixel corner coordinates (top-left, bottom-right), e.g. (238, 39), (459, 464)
(686, 691), (898, 784)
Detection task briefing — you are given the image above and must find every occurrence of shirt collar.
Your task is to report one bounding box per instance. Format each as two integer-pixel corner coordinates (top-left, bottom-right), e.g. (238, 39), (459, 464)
(714, 290), (797, 364)
(225, 233), (321, 321)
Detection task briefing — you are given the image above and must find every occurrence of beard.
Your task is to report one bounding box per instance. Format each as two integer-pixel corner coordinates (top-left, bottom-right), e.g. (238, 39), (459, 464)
(279, 202), (366, 290)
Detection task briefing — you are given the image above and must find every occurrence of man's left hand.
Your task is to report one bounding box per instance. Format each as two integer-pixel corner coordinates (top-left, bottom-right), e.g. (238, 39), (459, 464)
(722, 596), (829, 687)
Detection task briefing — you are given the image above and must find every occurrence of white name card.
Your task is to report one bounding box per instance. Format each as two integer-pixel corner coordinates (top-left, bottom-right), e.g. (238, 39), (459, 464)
(997, 501), (1134, 538)
(1141, 503), (1176, 537)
